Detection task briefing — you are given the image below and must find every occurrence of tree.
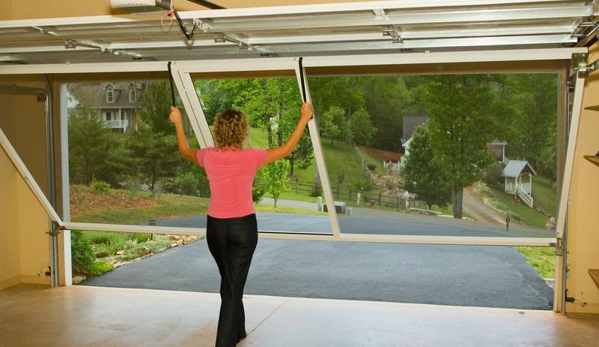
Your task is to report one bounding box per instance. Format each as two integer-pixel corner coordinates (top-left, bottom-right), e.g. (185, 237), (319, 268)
(125, 123), (182, 192)
(261, 160), (290, 208)
(363, 76), (422, 151)
(401, 124), (452, 209)
(139, 81), (173, 134)
(538, 119), (558, 186)
(349, 108), (377, 146)
(309, 76), (366, 119)
(68, 104), (125, 186)
(319, 106), (350, 145)
(424, 75), (498, 219)
(502, 74), (557, 169)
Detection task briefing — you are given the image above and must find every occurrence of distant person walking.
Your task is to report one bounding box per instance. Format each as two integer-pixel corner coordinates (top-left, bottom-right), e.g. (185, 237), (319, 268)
(170, 103), (313, 347)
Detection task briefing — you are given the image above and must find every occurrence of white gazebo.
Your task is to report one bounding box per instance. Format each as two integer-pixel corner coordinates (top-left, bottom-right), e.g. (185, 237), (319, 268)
(502, 160), (537, 207)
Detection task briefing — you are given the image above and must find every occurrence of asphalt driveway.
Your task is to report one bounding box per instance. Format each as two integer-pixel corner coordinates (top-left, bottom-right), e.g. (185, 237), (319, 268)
(81, 213), (554, 310)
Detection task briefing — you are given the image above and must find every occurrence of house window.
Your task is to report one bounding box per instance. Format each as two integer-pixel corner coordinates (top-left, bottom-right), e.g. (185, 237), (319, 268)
(105, 111), (112, 121)
(106, 87), (114, 103)
(129, 88), (136, 103)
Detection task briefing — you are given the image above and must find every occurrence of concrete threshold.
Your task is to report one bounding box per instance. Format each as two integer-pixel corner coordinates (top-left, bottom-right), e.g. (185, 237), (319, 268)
(1, 284), (598, 347)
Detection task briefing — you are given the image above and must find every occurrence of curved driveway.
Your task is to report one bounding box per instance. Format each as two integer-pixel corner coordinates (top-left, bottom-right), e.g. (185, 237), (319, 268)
(82, 211), (554, 310)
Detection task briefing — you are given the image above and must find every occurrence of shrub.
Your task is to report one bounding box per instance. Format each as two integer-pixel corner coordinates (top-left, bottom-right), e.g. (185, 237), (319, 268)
(131, 233), (152, 243)
(352, 177), (377, 192)
(483, 163), (504, 189)
(252, 186), (266, 202)
(90, 261), (114, 276)
(71, 230), (95, 276)
(367, 163), (376, 171)
(90, 180), (111, 192)
(161, 171), (207, 196)
(95, 250), (110, 258)
(85, 231), (129, 255)
(311, 184), (323, 197)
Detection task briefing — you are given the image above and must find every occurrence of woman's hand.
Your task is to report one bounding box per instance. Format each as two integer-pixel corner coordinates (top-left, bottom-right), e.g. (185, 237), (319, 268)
(301, 102), (314, 122)
(169, 106), (183, 125)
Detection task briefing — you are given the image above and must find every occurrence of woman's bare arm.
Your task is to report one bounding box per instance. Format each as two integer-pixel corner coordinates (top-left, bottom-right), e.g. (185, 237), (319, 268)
(169, 106), (198, 163)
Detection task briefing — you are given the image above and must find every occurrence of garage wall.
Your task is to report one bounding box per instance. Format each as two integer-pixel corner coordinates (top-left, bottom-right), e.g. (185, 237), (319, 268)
(0, 146), (21, 289)
(565, 42), (599, 313)
(0, 1), (12, 21)
(0, 76), (51, 288)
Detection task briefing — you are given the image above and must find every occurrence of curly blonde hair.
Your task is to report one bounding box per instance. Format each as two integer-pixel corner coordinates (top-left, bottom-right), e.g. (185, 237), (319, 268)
(212, 109), (248, 149)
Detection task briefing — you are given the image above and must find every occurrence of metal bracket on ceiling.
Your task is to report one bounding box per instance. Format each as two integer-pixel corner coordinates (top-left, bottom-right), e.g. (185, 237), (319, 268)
(382, 25), (402, 44)
(373, 8), (386, 17)
(31, 26), (59, 37)
(213, 32), (254, 50)
(63, 38), (144, 59)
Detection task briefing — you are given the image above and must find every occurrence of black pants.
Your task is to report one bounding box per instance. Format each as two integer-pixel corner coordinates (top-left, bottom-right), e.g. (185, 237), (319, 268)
(206, 214), (258, 347)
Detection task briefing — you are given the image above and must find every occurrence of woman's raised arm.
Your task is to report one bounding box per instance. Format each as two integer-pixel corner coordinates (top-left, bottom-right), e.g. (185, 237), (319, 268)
(169, 106), (198, 163)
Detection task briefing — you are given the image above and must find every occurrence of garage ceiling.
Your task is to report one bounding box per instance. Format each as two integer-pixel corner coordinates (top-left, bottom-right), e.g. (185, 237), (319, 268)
(0, 0), (597, 65)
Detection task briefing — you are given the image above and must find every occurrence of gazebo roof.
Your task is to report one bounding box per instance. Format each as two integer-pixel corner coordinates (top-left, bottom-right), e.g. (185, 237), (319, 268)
(502, 160), (537, 178)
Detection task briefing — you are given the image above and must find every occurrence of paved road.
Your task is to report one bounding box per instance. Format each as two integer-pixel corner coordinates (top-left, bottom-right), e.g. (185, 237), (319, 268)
(82, 211), (554, 310)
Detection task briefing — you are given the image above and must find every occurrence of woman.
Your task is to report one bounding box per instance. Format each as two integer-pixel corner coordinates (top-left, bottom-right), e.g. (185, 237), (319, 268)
(169, 102), (314, 347)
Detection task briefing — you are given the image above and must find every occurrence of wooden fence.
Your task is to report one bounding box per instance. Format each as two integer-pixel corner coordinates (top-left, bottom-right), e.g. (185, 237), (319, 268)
(285, 180), (429, 210)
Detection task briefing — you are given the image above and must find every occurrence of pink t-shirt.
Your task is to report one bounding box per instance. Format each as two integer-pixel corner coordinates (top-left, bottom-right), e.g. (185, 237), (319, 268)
(196, 147), (267, 219)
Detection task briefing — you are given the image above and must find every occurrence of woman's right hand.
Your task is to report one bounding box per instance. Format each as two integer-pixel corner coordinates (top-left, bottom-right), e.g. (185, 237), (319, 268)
(169, 106), (182, 125)
(301, 102), (314, 122)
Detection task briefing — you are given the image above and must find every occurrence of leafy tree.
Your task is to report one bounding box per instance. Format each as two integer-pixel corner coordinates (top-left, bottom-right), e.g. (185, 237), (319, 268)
(288, 132), (313, 176)
(363, 76), (422, 151)
(538, 119), (557, 185)
(309, 76), (366, 118)
(424, 75), (498, 218)
(125, 123), (182, 192)
(401, 124), (452, 209)
(502, 74), (557, 171)
(68, 106), (125, 186)
(139, 81), (174, 134)
(349, 108), (377, 146)
(320, 106), (350, 145)
(261, 159), (290, 208)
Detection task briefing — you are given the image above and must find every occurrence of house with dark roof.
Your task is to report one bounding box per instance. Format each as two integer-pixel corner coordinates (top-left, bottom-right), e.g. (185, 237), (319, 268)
(400, 116), (429, 168)
(68, 82), (145, 133)
(402, 115), (429, 144)
(489, 139), (508, 163)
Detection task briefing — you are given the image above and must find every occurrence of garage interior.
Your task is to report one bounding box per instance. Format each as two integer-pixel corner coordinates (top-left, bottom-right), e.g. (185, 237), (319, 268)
(1, 1), (599, 346)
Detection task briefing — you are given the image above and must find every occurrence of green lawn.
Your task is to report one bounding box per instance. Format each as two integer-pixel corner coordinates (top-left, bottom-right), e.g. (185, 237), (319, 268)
(514, 246), (555, 279)
(477, 182), (553, 229)
(532, 176), (557, 216)
(475, 180), (557, 279)
(72, 193), (209, 225)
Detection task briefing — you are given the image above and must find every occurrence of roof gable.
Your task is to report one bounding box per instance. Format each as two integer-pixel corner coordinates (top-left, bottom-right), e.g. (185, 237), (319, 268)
(502, 160), (537, 178)
(402, 116), (429, 141)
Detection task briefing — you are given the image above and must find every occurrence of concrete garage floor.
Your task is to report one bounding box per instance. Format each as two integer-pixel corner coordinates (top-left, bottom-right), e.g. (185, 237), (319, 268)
(2, 285), (599, 347)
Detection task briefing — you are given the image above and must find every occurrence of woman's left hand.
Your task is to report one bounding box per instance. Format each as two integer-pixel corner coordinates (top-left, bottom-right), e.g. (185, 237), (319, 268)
(169, 106), (183, 125)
